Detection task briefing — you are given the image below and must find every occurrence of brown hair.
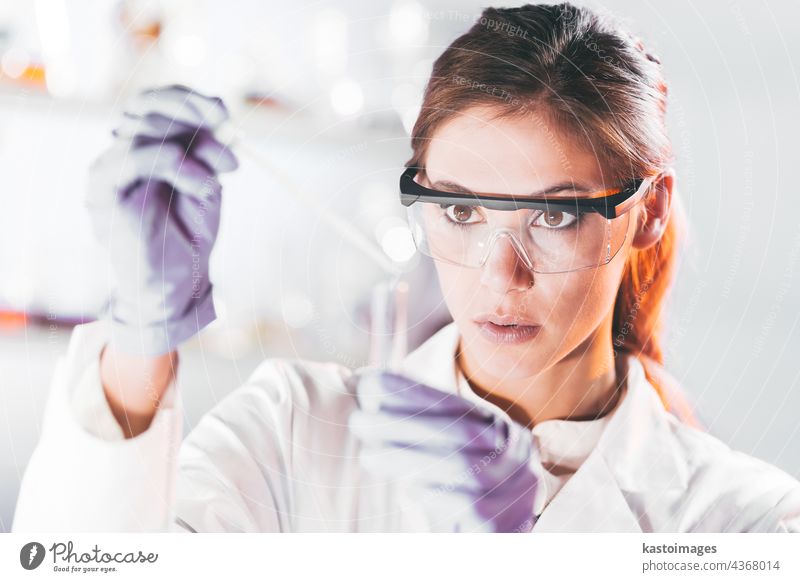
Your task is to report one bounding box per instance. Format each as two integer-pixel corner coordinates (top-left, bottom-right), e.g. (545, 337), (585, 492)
(410, 3), (699, 425)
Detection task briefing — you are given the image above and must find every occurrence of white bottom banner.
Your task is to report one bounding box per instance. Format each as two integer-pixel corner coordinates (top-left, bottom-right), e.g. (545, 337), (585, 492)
(1, 533), (797, 581)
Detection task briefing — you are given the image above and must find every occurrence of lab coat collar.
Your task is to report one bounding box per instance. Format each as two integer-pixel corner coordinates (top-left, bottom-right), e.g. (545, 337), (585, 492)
(400, 322), (690, 532)
(533, 355), (690, 532)
(399, 321), (462, 394)
(595, 354), (690, 494)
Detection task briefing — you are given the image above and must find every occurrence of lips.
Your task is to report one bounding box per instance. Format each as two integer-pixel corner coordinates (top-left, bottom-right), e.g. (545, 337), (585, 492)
(473, 312), (539, 327)
(473, 312), (541, 345)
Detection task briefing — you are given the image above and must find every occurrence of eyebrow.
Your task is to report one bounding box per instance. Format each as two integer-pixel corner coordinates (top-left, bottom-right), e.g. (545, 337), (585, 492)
(428, 179), (596, 197)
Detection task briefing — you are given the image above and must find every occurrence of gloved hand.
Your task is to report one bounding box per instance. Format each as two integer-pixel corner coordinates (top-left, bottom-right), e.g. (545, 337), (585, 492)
(348, 371), (539, 532)
(86, 85), (238, 355)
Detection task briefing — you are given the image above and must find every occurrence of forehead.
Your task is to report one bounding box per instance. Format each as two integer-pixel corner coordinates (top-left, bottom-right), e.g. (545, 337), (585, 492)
(423, 106), (607, 194)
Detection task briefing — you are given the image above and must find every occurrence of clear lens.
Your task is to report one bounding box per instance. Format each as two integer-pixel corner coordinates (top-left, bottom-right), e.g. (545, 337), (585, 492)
(407, 201), (631, 274)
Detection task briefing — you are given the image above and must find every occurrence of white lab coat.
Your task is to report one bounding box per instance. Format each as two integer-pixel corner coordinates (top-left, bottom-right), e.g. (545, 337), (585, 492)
(12, 320), (800, 533)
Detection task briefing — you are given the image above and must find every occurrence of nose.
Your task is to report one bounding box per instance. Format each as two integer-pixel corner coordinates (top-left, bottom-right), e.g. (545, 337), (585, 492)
(479, 233), (535, 293)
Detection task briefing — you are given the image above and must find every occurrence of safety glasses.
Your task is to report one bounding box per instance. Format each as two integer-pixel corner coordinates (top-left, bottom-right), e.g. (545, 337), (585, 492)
(399, 167), (655, 274)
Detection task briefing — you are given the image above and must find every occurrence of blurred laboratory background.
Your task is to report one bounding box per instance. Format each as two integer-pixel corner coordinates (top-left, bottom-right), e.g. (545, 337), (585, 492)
(1, 0), (799, 531)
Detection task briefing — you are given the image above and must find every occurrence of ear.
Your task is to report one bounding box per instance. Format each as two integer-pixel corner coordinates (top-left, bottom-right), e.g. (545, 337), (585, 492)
(631, 168), (674, 250)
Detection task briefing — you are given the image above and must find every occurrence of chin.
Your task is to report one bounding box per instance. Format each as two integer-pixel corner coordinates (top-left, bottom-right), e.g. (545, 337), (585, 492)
(461, 325), (548, 380)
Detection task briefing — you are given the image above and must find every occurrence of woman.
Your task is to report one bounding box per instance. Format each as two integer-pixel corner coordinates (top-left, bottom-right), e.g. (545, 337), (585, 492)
(13, 3), (800, 533)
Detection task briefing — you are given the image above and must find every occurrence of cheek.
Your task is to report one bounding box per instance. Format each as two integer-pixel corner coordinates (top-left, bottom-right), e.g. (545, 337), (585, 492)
(547, 214), (637, 337)
(546, 261), (626, 345)
(432, 261), (482, 319)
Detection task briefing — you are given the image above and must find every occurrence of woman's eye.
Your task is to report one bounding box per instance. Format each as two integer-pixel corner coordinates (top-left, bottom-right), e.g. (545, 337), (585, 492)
(532, 210), (578, 229)
(443, 204), (482, 225)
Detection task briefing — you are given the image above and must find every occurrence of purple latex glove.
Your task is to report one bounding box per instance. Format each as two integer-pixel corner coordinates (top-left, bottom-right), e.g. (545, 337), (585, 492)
(348, 370), (539, 532)
(86, 85), (238, 355)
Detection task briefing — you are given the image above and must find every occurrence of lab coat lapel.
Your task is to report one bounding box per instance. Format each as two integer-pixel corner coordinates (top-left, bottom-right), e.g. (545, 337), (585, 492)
(532, 450), (643, 532)
(533, 356), (689, 532)
(399, 322), (461, 394)
(600, 356), (690, 493)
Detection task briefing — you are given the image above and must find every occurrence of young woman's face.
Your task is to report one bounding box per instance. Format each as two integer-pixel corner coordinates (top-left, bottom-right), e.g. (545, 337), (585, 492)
(422, 106), (642, 380)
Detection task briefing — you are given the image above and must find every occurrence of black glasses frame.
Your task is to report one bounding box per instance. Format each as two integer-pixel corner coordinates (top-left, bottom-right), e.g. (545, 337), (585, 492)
(399, 167), (650, 219)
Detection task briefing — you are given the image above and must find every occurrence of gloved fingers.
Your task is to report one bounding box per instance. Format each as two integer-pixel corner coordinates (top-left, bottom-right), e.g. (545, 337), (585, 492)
(105, 179), (186, 246)
(418, 450), (535, 495)
(406, 480), (537, 533)
(188, 130), (239, 174)
(408, 460), (539, 533)
(118, 142), (222, 200)
(357, 441), (481, 486)
(100, 179), (216, 304)
(113, 115), (238, 176)
(404, 486), (491, 532)
(348, 407), (501, 453)
(174, 86), (229, 127)
(132, 120), (238, 174)
(496, 417), (537, 465)
(356, 434), (526, 486)
(86, 142), (222, 259)
(125, 85), (229, 129)
(356, 428), (536, 493)
(355, 371), (482, 418)
(356, 432), (538, 533)
(117, 179), (175, 242)
(172, 188), (222, 243)
(112, 112), (196, 141)
(470, 469), (539, 533)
